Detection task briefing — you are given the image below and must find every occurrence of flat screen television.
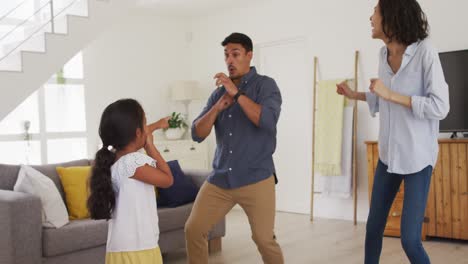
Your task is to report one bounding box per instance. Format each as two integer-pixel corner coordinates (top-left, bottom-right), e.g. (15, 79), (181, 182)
(438, 49), (468, 137)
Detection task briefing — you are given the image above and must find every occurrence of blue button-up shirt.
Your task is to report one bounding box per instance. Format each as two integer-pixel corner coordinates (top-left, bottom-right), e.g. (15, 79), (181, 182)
(366, 39), (450, 174)
(192, 67), (282, 189)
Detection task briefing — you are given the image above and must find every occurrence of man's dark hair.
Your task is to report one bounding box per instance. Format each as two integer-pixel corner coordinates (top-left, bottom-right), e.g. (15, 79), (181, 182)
(379, 0), (429, 45)
(221, 33), (253, 52)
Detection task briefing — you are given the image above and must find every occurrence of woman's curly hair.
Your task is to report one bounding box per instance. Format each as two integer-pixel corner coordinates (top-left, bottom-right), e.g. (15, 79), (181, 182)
(379, 0), (429, 45)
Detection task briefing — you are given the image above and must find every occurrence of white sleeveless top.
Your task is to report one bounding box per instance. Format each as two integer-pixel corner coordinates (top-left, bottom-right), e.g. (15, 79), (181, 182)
(106, 152), (159, 252)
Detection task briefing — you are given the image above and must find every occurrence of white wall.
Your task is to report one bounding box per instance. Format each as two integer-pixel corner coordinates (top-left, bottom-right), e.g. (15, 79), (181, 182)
(186, 0), (468, 221)
(83, 14), (192, 156)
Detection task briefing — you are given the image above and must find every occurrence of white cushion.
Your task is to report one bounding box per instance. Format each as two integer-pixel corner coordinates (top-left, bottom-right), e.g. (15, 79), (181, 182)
(14, 165), (69, 228)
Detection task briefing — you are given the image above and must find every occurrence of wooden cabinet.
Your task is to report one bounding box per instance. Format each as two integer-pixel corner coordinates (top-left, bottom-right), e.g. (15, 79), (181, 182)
(366, 139), (468, 240)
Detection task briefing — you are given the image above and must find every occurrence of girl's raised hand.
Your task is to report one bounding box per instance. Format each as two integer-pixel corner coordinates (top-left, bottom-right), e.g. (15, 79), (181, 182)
(147, 116), (171, 132)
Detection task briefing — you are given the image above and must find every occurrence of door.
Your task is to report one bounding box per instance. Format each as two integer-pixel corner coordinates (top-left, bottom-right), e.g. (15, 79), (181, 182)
(256, 39), (313, 214)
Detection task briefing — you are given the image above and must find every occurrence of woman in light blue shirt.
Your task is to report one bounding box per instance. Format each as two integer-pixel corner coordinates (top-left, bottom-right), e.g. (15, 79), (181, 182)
(337, 0), (449, 263)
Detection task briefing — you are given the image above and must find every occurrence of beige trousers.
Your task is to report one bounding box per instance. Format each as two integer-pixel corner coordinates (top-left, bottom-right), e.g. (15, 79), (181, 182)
(184, 176), (284, 264)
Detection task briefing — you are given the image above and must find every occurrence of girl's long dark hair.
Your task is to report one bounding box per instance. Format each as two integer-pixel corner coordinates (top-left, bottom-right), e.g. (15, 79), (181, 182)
(379, 0), (429, 45)
(87, 99), (145, 220)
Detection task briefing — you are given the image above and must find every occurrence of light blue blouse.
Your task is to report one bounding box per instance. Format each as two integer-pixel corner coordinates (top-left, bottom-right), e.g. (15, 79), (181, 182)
(366, 39), (450, 174)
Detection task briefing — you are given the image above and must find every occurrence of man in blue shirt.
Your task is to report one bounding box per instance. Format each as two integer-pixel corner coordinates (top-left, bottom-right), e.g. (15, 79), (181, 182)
(185, 33), (284, 264)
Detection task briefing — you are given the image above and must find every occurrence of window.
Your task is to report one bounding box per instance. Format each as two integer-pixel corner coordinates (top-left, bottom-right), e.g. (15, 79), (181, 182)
(0, 52), (87, 165)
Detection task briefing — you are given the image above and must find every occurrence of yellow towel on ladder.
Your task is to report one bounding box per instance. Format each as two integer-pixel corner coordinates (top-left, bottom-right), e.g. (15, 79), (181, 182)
(314, 79), (346, 176)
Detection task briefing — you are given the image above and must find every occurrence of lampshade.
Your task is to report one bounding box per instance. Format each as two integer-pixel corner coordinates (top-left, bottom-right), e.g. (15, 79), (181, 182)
(170, 81), (202, 101)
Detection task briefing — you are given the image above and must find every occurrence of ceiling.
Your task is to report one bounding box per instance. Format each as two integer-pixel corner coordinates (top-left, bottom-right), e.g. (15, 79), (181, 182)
(135, 0), (269, 17)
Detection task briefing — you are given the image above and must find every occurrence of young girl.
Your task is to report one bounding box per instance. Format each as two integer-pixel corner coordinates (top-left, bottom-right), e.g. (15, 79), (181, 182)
(337, 0), (449, 263)
(87, 98), (173, 264)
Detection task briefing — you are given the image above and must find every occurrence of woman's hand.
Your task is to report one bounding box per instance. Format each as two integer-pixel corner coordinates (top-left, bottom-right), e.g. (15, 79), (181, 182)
(336, 81), (355, 99)
(370, 78), (392, 100)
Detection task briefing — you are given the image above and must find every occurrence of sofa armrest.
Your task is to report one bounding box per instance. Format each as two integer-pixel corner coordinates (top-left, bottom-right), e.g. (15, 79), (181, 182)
(208, 217), (226, 240)
(0, 190), (42, 264)
(183, 169), (211, 189)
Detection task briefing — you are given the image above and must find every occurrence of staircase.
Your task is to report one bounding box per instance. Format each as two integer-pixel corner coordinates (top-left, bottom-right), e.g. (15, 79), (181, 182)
(0, 0), (132, 121)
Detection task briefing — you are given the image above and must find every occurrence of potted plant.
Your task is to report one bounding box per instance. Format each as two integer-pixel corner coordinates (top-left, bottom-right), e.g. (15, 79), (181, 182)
(164, 112), (188, 140)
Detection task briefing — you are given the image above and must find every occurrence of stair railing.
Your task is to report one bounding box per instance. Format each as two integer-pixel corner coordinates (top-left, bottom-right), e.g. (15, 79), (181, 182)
(0, 0), (83, 65)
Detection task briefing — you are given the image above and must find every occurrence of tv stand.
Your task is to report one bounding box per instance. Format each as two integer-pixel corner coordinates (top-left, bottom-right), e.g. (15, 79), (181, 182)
(450, 132), (460, 139)
(366, 139), (468, 240)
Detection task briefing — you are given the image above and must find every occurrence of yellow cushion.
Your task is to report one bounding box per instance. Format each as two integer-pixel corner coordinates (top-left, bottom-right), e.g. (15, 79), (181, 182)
(56, 166), (91, 220)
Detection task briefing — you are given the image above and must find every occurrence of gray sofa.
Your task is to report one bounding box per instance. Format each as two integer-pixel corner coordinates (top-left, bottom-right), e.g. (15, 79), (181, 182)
(0, 159), (225, 264)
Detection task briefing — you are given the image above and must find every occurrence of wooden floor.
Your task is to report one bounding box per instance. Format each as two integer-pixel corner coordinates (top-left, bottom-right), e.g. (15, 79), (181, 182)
(164, 209), (468, 263)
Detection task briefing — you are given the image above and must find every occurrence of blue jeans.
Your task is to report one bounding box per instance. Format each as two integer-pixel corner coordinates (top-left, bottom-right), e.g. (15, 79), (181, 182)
(365, 160), (432, 264)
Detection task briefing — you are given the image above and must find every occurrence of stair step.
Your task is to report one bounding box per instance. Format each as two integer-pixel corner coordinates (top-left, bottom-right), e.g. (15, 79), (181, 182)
(0, 0), (90, 72)
(2, 32), (46, 55)
(0, 30), (50, 72)
(0, 0), (132, 121)
(0, 51), (22, 71)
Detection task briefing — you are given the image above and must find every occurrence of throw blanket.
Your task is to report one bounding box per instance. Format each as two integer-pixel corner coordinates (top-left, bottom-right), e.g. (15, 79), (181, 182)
(321, 105), (354, 197)
(314, 79), (345, 176)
